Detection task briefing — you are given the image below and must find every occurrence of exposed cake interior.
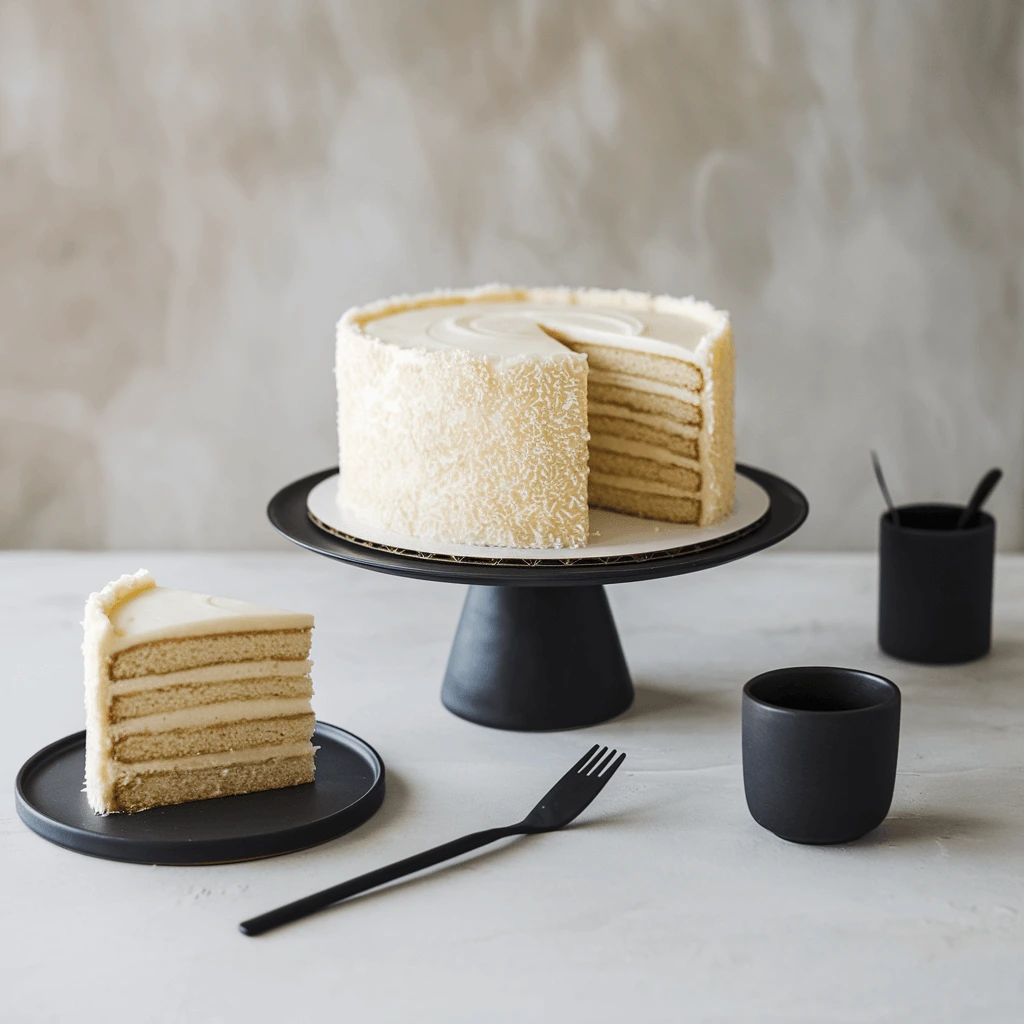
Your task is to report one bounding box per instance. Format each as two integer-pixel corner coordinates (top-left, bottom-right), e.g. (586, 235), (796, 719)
(84, 571), (316, 814)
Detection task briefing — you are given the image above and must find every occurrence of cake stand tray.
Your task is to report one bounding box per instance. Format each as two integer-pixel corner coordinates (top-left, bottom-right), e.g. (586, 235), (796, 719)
(15, 722), (384, 865)
(268, 464), (808, 731)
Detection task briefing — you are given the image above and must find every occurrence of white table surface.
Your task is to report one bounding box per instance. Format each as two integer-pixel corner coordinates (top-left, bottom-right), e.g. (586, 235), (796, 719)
(2, 551), (1022, 1023)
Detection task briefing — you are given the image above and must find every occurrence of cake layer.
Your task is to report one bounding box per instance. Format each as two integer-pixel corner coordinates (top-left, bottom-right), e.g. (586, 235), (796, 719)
(587, 369), (700, 405)
(591, 418), (698, 460)
(590, 417), (698, 460)
(111, 752), (315, 813)
(588, 382), (702, 424)
(589, 419), (700, 460)
(589, 481), (701, 524)
(114, 739), (315, 775)
(110, 696), (315, 736)
(589, 449), (700, 492)
(108, 659), (312, 696)
(589, 472), (700, 499)
(112, 712), (316, 763)
(110, 675), (313, 722)
(589, 401), (700, 438)
(554, 337), (703, 392)
(589, 433), (700, 469)
(110, 629), (312, 680)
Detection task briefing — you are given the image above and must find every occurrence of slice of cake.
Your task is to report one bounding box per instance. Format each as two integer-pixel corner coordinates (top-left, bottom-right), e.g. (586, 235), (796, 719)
(335, 285), (734, 549)
(84, 570), (316, 814)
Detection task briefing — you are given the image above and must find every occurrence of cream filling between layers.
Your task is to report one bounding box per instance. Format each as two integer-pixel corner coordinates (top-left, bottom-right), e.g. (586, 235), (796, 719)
(108, 659), (313, 696)
(112, 740), (316, 777)
(586, 370), (701, 405)
(588, 402), (700, 439)
(589, 472), (701, 499)
(588, 435), (700, 470)
(110, 697), (314, 737)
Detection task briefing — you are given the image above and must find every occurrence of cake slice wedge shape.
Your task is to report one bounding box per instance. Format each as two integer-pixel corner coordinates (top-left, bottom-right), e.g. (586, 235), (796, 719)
(84, 570), (316, 814)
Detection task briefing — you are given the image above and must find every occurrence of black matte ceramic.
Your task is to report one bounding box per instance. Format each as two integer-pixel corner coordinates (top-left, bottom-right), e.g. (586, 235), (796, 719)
(879, 504), (995, 664)
(742, 667), (900, 844)
(15, 722), (384, 864)
(268, 465), (808, 731)
(442, 586), (632, 730)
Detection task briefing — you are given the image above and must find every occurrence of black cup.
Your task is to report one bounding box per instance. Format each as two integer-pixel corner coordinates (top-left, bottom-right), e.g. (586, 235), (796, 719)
(879, 504), (995, 664)
(742, 667), (900, 844)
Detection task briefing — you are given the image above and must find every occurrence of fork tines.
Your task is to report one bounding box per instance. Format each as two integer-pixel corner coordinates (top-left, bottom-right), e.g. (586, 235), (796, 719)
(574, 744), (625, 777)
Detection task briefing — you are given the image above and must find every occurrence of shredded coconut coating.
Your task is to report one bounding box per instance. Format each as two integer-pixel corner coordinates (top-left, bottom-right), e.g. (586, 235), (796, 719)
(83, 569), (157, 813)
(336, 329), (590, 548)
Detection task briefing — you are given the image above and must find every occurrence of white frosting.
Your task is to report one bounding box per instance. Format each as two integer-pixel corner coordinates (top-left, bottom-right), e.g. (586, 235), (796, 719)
(84, 570), (157, 811)
(368, 304), (566, 357)
(114, 741), (315, 777)
(111, 697), (314, 737)
(350, 285), (727, 364)
(109, 659), (312, 696)
(364, 303), (711, 360)
(108, 586), (313, 652)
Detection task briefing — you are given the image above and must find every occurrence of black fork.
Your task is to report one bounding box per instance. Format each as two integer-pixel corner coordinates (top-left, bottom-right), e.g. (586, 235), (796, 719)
(240, 745), (626, 936)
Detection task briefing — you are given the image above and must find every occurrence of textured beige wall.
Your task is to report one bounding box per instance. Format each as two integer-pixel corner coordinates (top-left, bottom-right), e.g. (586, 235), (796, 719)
(2, 0), (1022, 550)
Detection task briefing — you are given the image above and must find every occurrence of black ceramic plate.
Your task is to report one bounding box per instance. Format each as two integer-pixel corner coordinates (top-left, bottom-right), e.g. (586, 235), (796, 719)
(268, 463), (809, 586)
(15, 722), (384, 865)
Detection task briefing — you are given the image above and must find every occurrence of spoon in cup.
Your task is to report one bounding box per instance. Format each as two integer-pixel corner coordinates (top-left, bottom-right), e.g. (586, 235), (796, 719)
(870, 451), (899, 527)
(956, 468), (1002, 529)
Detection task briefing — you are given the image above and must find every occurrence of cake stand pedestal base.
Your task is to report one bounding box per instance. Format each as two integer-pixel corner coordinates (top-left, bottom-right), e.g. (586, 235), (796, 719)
(442, 585), (633, 731)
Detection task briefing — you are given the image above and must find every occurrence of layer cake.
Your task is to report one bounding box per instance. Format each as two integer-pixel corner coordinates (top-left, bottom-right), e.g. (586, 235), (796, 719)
(84, 570), (316, 813)
(335, 285), (734, 549)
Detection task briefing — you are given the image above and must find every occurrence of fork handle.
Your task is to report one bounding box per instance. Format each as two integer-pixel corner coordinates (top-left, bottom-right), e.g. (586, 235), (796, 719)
(240, 824), (521, 936)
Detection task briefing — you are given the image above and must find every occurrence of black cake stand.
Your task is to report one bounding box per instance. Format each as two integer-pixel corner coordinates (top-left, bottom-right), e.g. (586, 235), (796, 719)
(268, 464), (807, 732)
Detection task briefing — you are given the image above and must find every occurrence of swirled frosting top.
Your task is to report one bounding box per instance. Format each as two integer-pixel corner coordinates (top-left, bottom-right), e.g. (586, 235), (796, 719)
(84, 570), (314, 653)
(343, 286), (729, 363)
(107, 587), (313, 651)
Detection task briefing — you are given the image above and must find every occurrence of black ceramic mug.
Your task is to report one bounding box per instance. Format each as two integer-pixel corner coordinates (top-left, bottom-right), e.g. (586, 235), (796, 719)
(878, 504), (995, 664)
(742, 667), (900, 844)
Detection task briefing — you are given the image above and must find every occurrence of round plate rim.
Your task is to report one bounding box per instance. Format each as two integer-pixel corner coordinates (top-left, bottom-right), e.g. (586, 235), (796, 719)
(15, 721), (385, 866)
(267, 463), (809, 586)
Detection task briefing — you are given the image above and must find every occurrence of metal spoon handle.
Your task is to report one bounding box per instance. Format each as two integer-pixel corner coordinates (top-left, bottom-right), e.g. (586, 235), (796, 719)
(956, 468), (1002, 529)
(871, 451), (899, 526)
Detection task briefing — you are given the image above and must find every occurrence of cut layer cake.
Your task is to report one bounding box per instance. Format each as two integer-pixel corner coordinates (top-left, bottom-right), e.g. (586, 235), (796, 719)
(336, 285), (735, 549)
(84, 571), (316, 813)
